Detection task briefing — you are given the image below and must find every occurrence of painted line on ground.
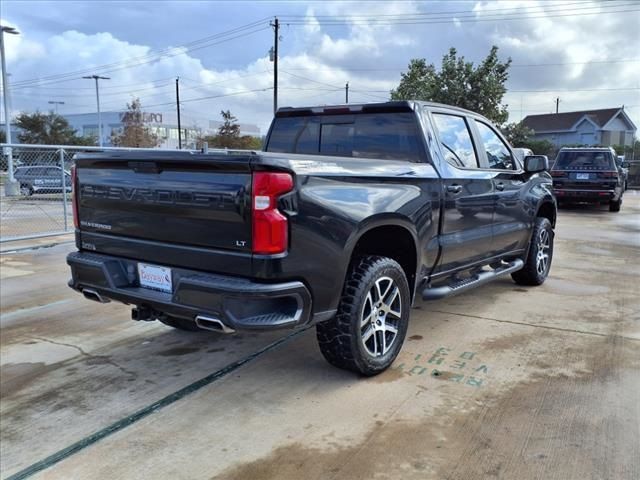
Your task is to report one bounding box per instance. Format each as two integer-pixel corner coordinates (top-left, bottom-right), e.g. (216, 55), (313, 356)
(5, 328), (307, 480)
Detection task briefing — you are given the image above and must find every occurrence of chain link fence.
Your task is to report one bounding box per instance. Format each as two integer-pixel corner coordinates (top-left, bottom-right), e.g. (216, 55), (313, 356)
(1, 143), (638, 242)
(1, 144), (192, 242)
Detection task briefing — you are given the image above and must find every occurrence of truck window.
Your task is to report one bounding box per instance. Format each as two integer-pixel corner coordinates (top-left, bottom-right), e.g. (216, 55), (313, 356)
(267, 117), (320, 154)
(432, 113), (478, 168)
(266, 112), (422, 162)
(474, 121), (515, 170)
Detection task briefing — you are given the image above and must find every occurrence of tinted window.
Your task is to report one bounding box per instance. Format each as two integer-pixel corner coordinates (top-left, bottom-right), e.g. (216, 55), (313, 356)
(475, 121), (515, 170)
(553, 151), (615, 170)
(266, 112), (422, 162)
(23, 167), (44, 176)
(320, 123), (354, 155)
(432, 113), (478, 168)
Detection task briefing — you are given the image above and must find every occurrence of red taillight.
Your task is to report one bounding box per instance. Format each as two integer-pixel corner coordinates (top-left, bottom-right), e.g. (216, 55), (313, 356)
(71, 165), (79, 229)
(252, 172), (294, 255)
(551, 171), (566, 177)
(601, 171), (618, 178)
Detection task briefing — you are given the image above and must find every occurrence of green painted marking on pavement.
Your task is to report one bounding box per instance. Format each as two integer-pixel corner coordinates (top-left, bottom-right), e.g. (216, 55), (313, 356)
(6, 328), (306, 480)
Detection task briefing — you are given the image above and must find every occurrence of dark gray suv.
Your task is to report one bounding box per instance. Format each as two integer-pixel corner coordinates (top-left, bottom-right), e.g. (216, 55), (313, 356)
(14, 166), (72, 196)
(551, 147), (623, 212)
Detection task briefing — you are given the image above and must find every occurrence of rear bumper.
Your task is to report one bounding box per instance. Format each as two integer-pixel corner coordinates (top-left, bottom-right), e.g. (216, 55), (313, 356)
(67, 251), (314, 331)
(553, 189), (615, 201)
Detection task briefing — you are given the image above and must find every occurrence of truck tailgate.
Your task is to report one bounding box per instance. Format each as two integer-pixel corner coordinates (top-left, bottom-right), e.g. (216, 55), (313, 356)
(76, 154), (252, 252)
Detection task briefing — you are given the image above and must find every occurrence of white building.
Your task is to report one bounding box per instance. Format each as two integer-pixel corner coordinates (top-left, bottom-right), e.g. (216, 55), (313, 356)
(62, 111), (261, 149)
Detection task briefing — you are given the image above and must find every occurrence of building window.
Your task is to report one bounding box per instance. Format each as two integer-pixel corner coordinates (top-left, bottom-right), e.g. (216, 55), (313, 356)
(83, 126), (99, 137)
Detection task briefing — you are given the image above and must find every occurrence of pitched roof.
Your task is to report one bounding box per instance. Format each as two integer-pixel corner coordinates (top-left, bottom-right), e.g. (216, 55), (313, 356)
(522, 108), (621, 133)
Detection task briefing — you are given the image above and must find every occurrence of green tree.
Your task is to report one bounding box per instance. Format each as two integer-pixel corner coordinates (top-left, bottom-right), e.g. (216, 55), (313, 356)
(391, 46), (512, 124)
(501, 122), (534, 146)
(204, 110), (262, 150)
(15, 111), (96, 145)
(611, 140), (640, 160)
(110, 98), (161, 148)
(0, 130), (5, 143)
(522, 139), (557, 157)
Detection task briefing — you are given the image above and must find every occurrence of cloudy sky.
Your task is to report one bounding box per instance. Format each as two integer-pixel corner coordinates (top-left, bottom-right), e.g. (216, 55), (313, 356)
(2, 0), (639, 135)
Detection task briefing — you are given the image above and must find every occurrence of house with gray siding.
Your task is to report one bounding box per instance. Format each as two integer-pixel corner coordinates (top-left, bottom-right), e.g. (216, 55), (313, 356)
(522, 107), (636, 147)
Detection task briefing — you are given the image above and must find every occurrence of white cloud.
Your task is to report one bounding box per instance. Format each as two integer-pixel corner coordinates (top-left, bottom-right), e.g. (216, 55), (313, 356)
(3, 0), (639, 134)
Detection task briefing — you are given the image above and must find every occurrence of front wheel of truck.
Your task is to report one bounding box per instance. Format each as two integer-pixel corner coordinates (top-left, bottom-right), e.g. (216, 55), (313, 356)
(316, 256), (410, 376)
(511, 217), (554, 286)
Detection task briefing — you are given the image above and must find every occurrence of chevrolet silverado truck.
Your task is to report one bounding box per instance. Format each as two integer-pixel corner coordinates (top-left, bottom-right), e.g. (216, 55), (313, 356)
(67, 101), (556, 375)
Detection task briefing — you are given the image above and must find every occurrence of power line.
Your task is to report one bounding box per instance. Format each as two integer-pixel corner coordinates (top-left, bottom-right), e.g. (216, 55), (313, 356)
(11, 19), (271, 87)
(281, 4), (639, 26)
(280, 1), (608, 18)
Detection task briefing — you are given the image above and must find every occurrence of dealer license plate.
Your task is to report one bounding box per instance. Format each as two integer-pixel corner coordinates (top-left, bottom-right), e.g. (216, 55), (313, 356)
(576, 173), (590, 180)
(138, 263), (172, 293)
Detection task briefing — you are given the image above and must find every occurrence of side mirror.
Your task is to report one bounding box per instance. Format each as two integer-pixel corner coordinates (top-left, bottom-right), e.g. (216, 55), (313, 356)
(524, 155), (549, 173)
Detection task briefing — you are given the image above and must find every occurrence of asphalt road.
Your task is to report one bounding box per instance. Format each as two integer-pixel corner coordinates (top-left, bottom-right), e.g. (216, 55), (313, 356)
(1, 193), (639, 480)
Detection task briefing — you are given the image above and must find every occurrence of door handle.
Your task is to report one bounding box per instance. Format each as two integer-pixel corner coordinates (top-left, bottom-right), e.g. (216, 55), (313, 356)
(495, 182), (505, 191)
(447, 184), (462, 194)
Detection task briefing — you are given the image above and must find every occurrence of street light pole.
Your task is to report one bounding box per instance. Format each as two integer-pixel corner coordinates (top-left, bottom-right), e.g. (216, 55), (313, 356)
(83, 75), (110, 146)
(1, 25), (20, 196)
(48, 100), (65, 114)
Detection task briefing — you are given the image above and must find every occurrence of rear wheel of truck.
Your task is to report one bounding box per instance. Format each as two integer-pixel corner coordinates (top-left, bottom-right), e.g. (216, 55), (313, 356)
(511, 217), (554, 286)
(159, 316), (202, 332)
(316, 256), (410, 376)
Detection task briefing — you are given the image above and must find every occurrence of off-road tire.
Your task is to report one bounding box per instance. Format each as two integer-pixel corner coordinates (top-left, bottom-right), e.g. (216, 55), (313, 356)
(316, 256), (410, 376)
(159, 315), (202, 332)
(511, 217), (554, 286)
(609, 197), (622, 212)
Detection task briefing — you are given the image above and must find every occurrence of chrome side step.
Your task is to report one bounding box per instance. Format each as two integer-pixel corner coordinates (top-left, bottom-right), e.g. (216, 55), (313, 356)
(422, 259), (524, 301)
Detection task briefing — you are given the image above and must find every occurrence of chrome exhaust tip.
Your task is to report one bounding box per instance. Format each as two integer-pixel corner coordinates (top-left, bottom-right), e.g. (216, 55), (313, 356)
(195, 315), (235, 334)
(82, 288), (110, 303)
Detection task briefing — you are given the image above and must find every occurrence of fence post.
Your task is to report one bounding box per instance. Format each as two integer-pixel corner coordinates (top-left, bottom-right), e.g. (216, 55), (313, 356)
(60, 148), (69, 231)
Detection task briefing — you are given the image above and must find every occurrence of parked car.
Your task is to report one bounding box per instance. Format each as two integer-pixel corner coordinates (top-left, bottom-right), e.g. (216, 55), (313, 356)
(13, 165), (72, 196)
(551, 147), (624, 212)
(616, 155), (629, 191)
(512, 148), (533, 168)
(67, 101), (556, 375)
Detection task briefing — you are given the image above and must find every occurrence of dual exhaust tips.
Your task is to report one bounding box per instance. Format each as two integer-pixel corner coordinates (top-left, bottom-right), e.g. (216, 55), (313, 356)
(82, 288), (234, 334)
(130, 306), (235, 334)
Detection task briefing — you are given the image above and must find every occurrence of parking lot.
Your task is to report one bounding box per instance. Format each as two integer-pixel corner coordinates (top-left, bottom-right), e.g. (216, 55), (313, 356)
(1, 193), (639, 480)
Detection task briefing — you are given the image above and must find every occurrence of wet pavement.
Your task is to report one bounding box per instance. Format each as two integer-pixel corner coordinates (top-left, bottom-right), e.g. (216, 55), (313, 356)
(1, 192), (639, 480)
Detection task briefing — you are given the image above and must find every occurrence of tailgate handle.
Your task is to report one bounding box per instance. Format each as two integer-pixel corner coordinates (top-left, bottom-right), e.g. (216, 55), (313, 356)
(128, 161), (161, 173)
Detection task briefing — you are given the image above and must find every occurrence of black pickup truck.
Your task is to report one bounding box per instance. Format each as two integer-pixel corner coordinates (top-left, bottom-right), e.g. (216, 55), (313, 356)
(67, 101), (556, 375)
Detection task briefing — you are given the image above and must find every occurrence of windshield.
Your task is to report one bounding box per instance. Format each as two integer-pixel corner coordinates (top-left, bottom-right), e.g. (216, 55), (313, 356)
(553, 151), (615, 171)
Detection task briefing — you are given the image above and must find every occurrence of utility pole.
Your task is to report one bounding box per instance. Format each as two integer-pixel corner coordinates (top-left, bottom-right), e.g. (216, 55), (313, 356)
(555, 97), (561, 114)
(270, 17), (279, 115)
(48, 100), (65, 114)
(1, 25), (20, 196)
(345, 82), (349, 104)
(176, 77), (182, 149)
(83, 75), (110, 147)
